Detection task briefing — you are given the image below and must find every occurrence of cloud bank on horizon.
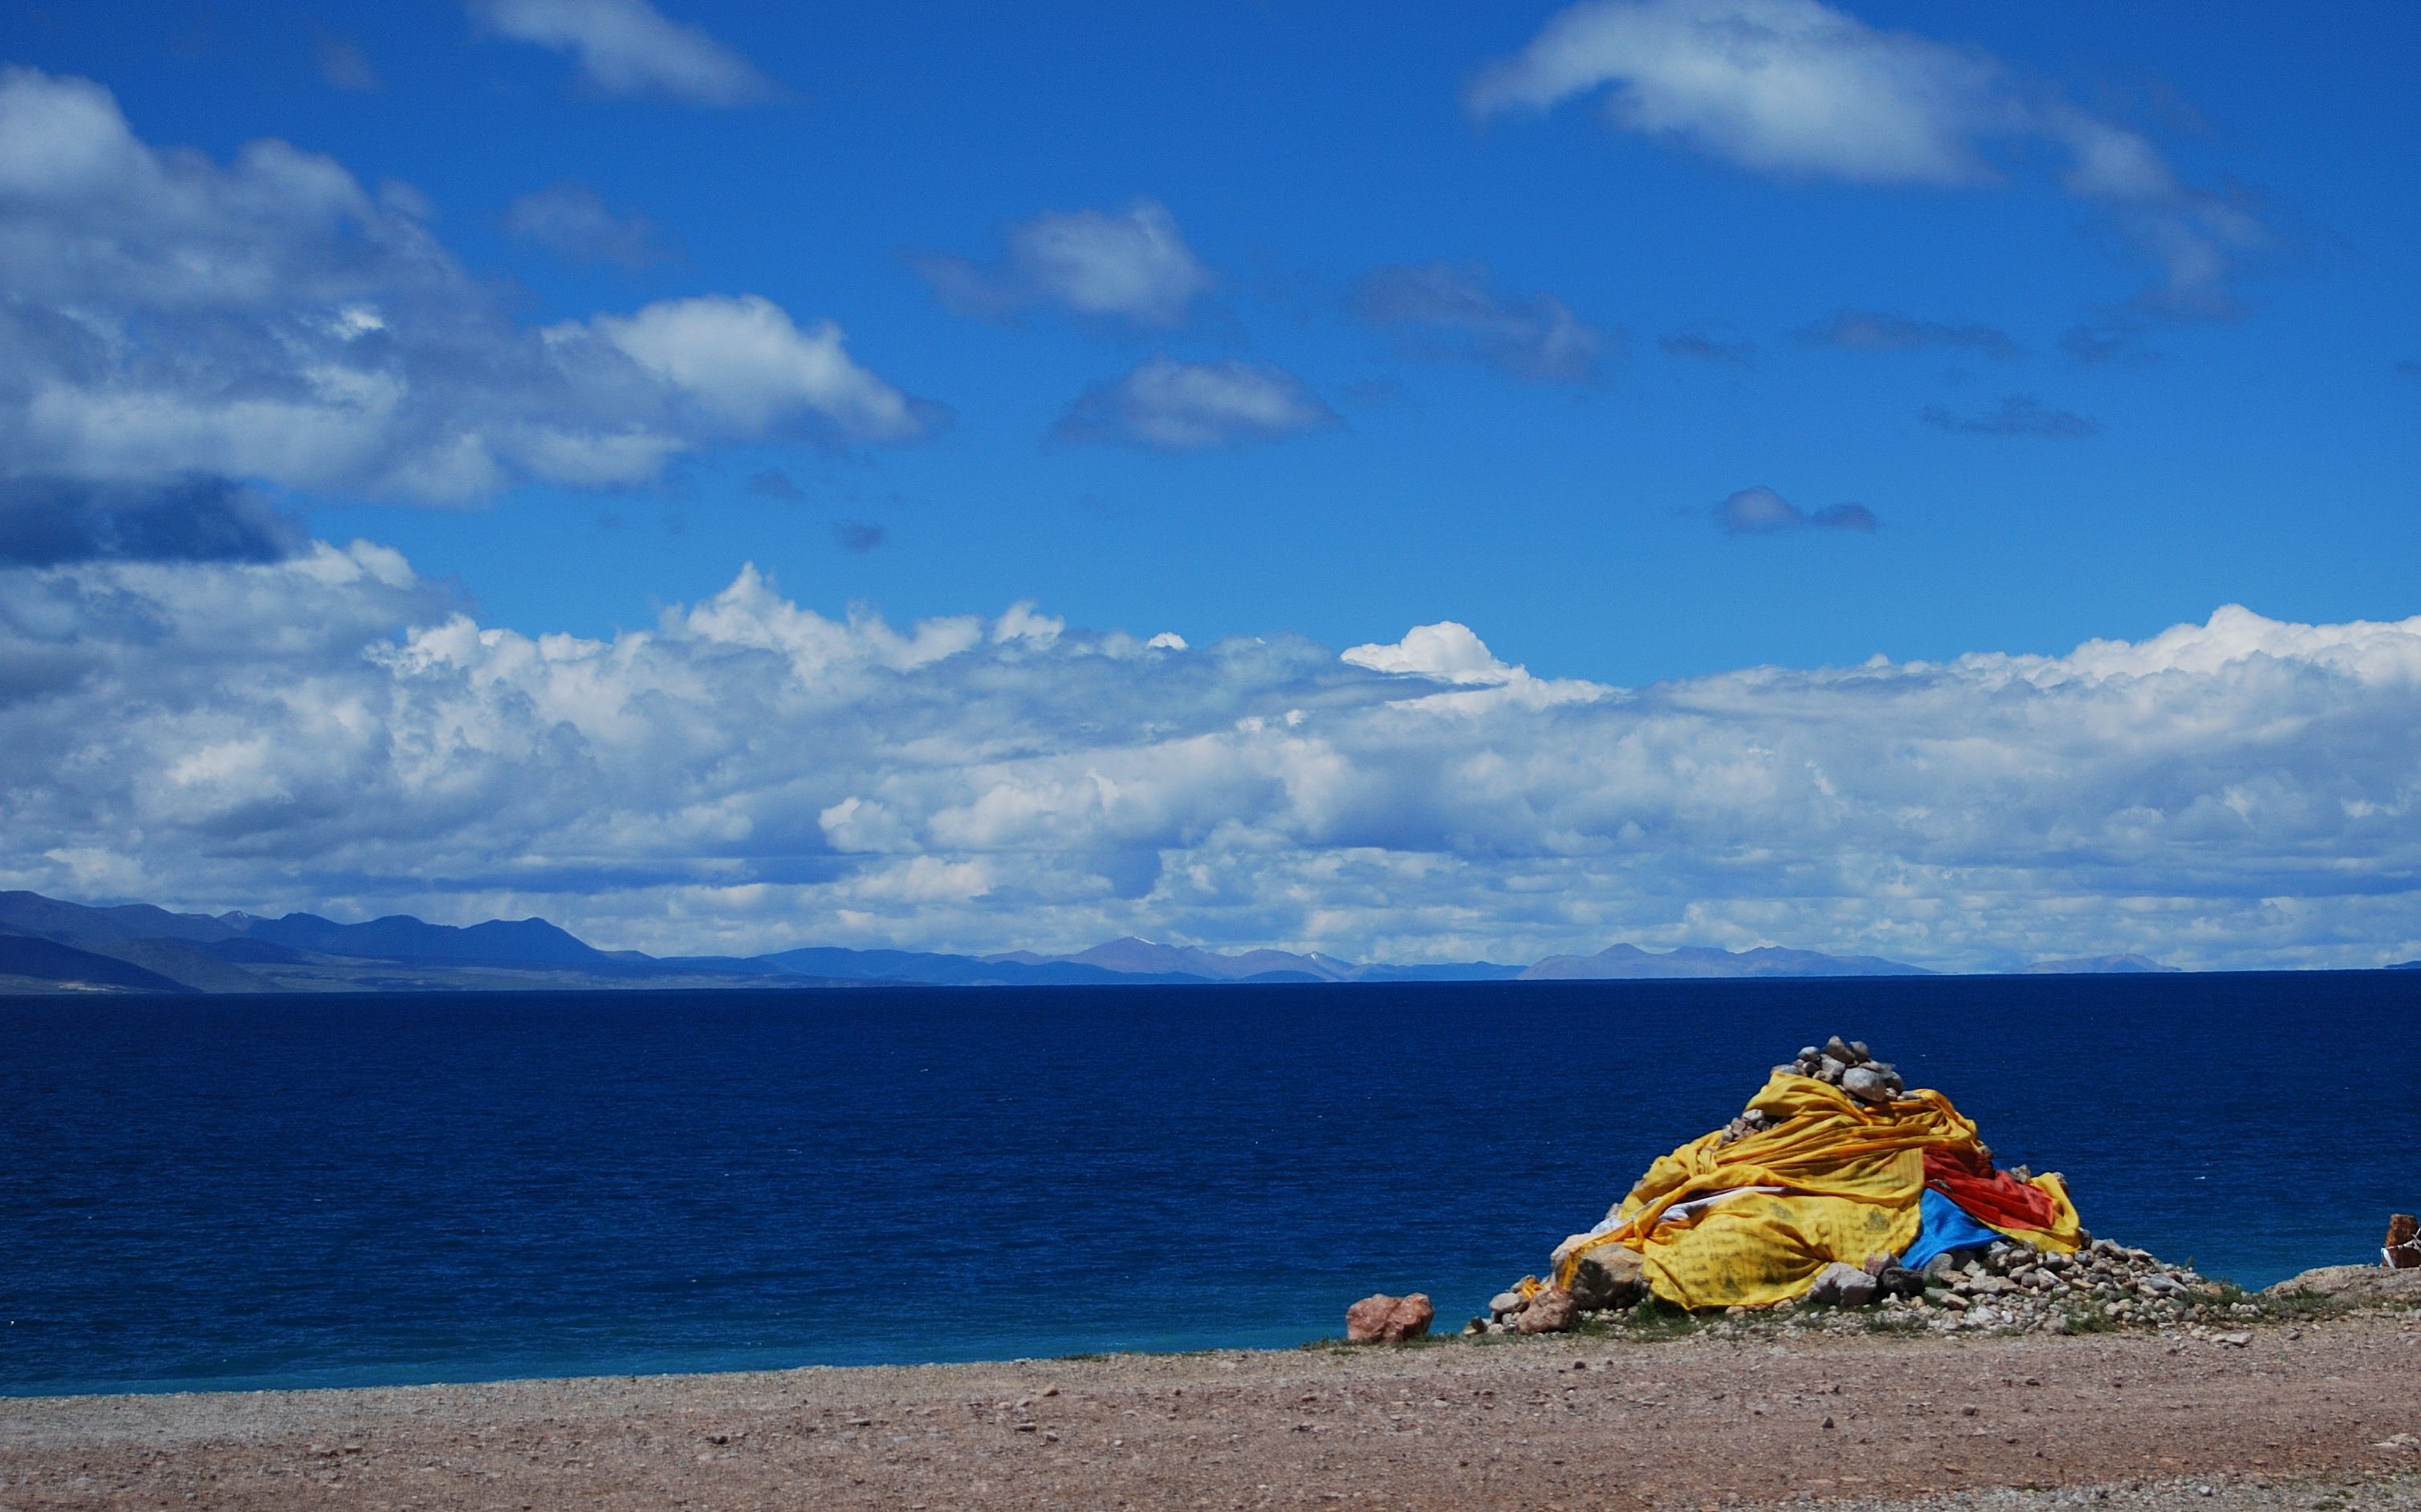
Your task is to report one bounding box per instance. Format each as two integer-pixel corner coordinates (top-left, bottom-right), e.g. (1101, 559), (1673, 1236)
(6, 542), (2416, 973)
(0, 3), (2414, 973)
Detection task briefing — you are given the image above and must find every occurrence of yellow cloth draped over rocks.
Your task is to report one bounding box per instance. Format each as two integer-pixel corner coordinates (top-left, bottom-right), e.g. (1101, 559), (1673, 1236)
(1553, 1072), (2081, 1310)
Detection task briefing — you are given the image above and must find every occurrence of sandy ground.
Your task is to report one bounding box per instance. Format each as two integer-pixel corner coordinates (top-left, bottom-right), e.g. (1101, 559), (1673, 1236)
(5, 1315), (2419, 1510)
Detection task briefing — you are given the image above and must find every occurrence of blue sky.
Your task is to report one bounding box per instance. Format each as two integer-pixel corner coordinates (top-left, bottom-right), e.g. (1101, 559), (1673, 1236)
(2, 0), (2418, 967)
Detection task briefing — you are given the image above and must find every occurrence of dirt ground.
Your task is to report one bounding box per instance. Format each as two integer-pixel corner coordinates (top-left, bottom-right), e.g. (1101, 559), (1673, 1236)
(5, 1313), (2419, 1510)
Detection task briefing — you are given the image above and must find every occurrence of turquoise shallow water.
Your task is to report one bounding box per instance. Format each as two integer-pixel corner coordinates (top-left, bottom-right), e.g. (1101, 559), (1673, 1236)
(2, 971), (2414, 1396)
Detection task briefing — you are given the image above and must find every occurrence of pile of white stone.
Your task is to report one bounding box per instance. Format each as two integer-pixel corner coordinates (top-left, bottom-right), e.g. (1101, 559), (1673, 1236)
(1850, 1236), (2228, 1335)
(1780, 1035), (1906, 1107)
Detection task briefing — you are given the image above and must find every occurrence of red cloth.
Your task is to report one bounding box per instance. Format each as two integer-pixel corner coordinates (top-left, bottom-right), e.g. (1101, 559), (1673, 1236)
(1923, 1145), (2061, 1235)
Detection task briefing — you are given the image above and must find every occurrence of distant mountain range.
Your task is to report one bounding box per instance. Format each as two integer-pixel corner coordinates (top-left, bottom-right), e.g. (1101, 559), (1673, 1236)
(0, 888), (2238, 995)
(2020, 954), (2181, 975)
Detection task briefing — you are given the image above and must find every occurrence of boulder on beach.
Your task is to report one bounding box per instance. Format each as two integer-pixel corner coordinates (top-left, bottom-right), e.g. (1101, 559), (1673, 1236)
(1345, 1292), (1434, 1344)
(1514, 1286), (1577, 1335)
(2264, 1264), (2421, 1307)
(1805, 1261), (1881, 1308)
(1560, 1241), (1648, 1311)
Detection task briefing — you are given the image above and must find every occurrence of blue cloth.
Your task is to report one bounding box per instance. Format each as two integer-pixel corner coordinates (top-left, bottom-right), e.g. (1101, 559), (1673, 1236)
(1898, 1186), (2004, 1271)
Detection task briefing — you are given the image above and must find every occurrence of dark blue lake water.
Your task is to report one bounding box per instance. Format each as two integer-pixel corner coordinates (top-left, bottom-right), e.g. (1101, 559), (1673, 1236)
(3, 973), (2414, 1396)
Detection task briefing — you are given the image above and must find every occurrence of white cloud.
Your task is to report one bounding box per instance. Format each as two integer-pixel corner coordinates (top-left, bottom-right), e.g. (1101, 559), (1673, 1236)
(912, 200), (1215, 328)
(470, 0), (775, 106)
(991, 601), (1066, 646)
(1342, 622), (1520, 685)
(1470, 0), (2001, 185)
(1341, 622), (1604, 716)
(1351, 262), (1609, 382)
(586, 295), (929, 440)
(1470, 0), (2263, 314)
(0, 67), (927, 508)
(1055, 356), (1337, 450)
(7, 547), (2420, 972)
(1711, 485), (1876, 534)
(503, 182), (673, 267)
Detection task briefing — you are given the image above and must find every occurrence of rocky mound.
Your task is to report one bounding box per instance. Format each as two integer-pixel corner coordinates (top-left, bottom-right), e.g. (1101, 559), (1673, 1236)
(2264, 1264), (2421, 1308)
(1475, 1037), (2266, 1339)
(1478, 1234), (2264, 1339)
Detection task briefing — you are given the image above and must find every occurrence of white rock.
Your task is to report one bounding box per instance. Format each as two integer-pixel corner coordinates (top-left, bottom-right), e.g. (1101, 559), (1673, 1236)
(1805, 1262), (1879, 1307)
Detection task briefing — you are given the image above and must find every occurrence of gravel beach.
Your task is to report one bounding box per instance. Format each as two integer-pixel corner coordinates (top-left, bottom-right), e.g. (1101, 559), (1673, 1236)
(6, 1311), (2419, 1510)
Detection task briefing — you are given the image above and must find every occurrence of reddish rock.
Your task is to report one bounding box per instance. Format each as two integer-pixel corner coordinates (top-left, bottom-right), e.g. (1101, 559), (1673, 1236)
(2388, 1213), (2419, 1270)
(1345, 1292), (1434, 1345)
(1515, 1286), (1578, 1335)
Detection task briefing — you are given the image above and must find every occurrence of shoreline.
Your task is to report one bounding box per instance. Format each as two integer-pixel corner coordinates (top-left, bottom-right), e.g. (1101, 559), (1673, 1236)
(10, 1258), (2412, 1421)
(8, 1309), (2419, 1510)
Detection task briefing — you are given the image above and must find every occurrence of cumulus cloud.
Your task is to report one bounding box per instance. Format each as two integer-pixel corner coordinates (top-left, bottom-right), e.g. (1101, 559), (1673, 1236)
(1055, 356), (1337, 450)
(587, 295), (934, 440)
(8, 544), (2421, 972)
(910, 200), (1215, 328)
(1338, 622), (1605, 716)
(1342, 622), (1520, 684)
(1921, 394), (2102, 439)
(0, 67), (928, 504)
(1712, 485), (1876, 534)
(1469, 0), (2264, 315)
(1349, 262), (1609, 382)
(1794, 307), (2019, 359)
(503, 181), (674, 267)
(469, 0), (775, 106)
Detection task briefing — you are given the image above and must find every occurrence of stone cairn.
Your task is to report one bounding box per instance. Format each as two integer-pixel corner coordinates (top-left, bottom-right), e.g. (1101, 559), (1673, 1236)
(1776, 1035), (1905, 1107)
(1473, 1038), (2255, 1341)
